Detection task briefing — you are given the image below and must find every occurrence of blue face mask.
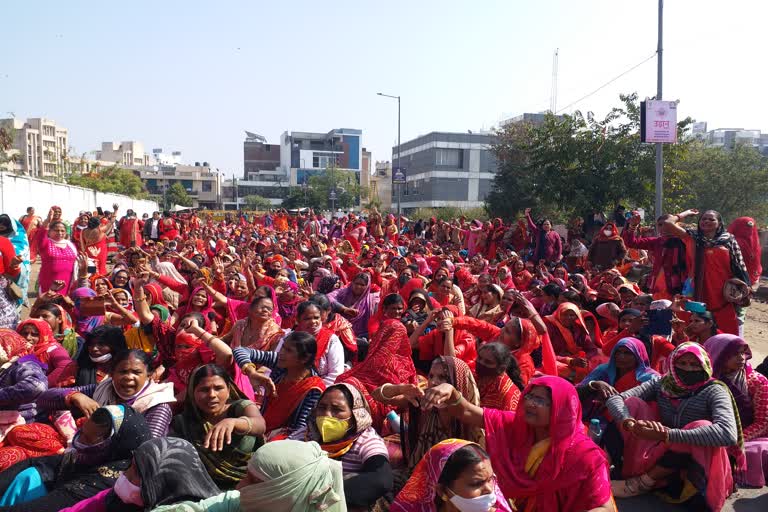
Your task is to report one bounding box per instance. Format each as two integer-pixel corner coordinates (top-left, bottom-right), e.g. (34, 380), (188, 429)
(448, 489), (496, 512)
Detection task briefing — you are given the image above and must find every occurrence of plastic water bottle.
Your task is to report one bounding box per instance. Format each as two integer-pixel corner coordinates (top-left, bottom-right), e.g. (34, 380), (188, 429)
(588, 418), (603, 444)
(386, 411), (407, 432)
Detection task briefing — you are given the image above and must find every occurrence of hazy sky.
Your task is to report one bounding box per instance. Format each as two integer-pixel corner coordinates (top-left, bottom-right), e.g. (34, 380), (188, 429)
(2, 1), (765, 177)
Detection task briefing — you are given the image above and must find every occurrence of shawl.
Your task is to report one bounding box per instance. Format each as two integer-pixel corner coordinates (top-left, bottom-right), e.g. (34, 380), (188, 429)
(156, 261), (188, 286)
(230, 317), (283, 351)
(173, 373), (263, 489)
(392, 439), (512, 512)
(306, 382), (374, 458)
(704, 334), (754, 427)
(177, 286), (215, 328)
(512, 268), (533, 291)
(484, 376), (611, 511)
(544, 302), (588, 356)
(72, 287), (105, 334)
(4, 217), (30, 307)
(144, 282), (170, 308)
(92, 376), (176, 413)
(239, 440), (346, 512)
(0, 328), (31, 364)
(512, 317), (557, 382)
(52, 303), (80, 358)
(337, 318), (418, 393)
(16, 318), (61, 365)
(582, 337), (659, 390)
(728, 217), (762, 285)
(405, 356), (483, 472)
(262, 375), (325, 431)
(328, 272), (376, 337)
(659, 342), (716, 398)
(593, 221), (623, 242)
(478, 373), (521, 411)
(277, 281), (301, 327)
(131, 437), (221, 509)
(470, 300), (503, 325)
(685, 225), (751, 302)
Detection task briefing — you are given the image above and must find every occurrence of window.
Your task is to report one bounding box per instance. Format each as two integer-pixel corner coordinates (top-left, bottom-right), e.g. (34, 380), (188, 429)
(435, 149), (460, 167)
(202, 181), (212, 192)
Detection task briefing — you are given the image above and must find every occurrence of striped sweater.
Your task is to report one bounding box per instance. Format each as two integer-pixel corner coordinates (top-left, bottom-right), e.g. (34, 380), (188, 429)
(232, 347), (321, 433)
(605, 377), (739, 447)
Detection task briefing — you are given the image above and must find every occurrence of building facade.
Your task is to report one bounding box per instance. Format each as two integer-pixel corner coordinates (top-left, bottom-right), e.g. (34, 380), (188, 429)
(391, 131), (497, 211)
(96, 141), (151, 167)
(369, 161), (393, 212)
(244, 132), (281, 180)
(0, 117), (69, 178)
(703, 128), (768, 155)
(136, 163), (222, 209)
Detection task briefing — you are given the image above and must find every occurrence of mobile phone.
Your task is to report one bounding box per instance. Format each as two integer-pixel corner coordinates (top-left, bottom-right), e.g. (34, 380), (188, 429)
(79, 297), (106, 317)
(97, 206), (104, 216)
(684, 301), (707, 314)
(87, 265), (97, 274)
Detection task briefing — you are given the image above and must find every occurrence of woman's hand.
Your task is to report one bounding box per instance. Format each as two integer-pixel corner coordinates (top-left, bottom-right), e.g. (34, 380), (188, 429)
(69, 392), (100, 418)
(77, 254), (88, 277)
(421, 383), (457, 410)
(395, 384), (424, 408)
(249, 372), (277, 397)
(588, 380), (618, 400)
(631, 420), (669, 441)
(204, 418), (239, 451)
(568, 357), (588, 368)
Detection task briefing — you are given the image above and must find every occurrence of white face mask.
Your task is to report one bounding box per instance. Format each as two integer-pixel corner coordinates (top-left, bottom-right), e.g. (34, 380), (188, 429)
(603, 229), (613, 237)
(114, 473), (144, 506)
(89, 353), (112, 364)
(448, 489), (496, 512)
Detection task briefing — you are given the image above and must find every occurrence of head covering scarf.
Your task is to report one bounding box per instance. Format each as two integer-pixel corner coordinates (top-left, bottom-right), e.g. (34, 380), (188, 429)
(50, 303), (79, 358)
(727, 217), (762, 285)
(122, 437), (220, 510)
(593, 221), (623, 241)
(582, 337), (659, 389)
(155, 261), (188, 286)
(239, 440), (345, 512)
(330, 272), (376, 337)
(177, 287), (215, 327)
(704, 334), (754, 427)
(306, 383), (374, 458)
(485, 376), (611, 511)
(685, 221), (751, 300)
(660, 342), (716, 398)
(1, 217), (30, 308)
(0, 328), (31, 365)
(545, 302), (588, 356)
(16, 318), (60, 365)
(392, 439), (512, 512)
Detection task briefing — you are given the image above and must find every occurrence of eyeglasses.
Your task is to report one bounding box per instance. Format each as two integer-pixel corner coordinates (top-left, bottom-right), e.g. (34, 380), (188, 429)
(523, 393), (551, 408)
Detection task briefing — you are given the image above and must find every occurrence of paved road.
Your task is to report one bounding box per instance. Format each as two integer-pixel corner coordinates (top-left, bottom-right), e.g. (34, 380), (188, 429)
(618, 487), (768, 511)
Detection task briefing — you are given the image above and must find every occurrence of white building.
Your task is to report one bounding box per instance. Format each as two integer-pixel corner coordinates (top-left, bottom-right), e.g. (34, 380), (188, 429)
(0, 117), (69, 178)
(96, 141), (151, 167)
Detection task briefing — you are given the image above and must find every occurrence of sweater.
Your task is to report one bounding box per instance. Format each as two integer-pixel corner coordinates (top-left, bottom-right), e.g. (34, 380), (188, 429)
(606, 378), (739, 447)
(0, 358), (48, 422)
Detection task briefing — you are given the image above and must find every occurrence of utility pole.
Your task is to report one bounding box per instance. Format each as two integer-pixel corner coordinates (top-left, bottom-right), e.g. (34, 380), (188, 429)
(655, 0), (664, 218)
(377, 92), (401, 228)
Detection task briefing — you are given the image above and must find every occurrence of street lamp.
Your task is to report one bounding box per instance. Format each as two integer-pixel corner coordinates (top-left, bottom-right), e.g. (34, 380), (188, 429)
(377, 92), (401, 229)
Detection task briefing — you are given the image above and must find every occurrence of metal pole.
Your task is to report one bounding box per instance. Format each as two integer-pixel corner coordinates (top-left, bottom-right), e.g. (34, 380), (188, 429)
(397, 96), (401, 230)
(654, 0), (664, 218)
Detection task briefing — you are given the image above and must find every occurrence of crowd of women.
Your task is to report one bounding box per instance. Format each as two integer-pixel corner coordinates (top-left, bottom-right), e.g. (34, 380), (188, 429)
(0, 203), (764, 512)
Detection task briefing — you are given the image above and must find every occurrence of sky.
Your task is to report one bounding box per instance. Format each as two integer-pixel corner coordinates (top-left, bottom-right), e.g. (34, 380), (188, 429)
(2, 0), (766, 178)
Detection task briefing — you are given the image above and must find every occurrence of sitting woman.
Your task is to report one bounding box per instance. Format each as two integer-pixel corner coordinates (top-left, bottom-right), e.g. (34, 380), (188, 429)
(475, 342), (525, 411)
(0, 405), (151, 512)
(469, 284), (505, 325)
(305, 383), (393, 510)
(290, 301), (344, 386)
(57, 325), (128, 387)
(544, 302), (599, 383)
(704, 334), (768, 488)
(308, 293), (358, 363)
(171, 364), (266, 490)
(30, 303), (80, 359)
(60, 437), (221, 512)
(233, 330), (325, 440)
(410, 307), (478, 373)
(16, 318), (72, 387)
(418, 376), (615, 512)
(37, 349), (176, 438)
(327, 272), (379, 340)
(371, 356), (483, 490)
(152, 440), (347, 512)
(606, 342), (740, 511)
(392, 439), (511, 512)
(221, 296), (283, 351)
(678, 310), (719, 345)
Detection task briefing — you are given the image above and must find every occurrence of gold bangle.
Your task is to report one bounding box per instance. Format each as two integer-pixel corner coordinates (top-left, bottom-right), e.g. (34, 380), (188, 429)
(241, 362), (257, 373)
(134, 296), (147, 302)
(446, 390), (463, 407)
(240, 415), (253, 435)
(380, 383), (395, 400)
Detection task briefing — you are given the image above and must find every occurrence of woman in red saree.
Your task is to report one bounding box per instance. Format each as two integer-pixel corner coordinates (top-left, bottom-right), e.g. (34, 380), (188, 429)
(159, 212), (179, 240)
(544, 302), (599, 383)
(511, 259), (533, 291)
(420, 375), (614, 512)
(79, 216), (110, 276)
(727, 217), (762, 286)
(664, 209), (750, 335)
(337, 318), (418, 429)
(476, 342), (524, 411)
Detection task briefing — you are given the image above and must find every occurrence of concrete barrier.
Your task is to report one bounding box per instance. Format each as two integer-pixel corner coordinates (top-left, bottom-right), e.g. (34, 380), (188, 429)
(0, 172), (159, 220)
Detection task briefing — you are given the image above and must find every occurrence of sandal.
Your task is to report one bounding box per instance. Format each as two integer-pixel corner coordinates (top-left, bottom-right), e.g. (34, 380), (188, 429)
(611, 474), (656, 498)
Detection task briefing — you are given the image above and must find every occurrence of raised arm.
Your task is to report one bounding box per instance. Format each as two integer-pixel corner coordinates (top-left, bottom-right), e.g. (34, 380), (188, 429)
(663, 208), (699, 238)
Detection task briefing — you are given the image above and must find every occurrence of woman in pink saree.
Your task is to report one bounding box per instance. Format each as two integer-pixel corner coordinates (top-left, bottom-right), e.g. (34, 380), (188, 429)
(417, 375), (614, 512)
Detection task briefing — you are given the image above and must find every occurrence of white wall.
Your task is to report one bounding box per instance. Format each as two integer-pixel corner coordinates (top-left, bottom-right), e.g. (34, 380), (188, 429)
(0, 172), (159, 220)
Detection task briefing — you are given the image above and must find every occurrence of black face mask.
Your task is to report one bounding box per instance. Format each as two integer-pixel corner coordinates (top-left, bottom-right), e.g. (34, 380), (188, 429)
(676, 368), (709, 386)
(398, 274), (411, 286)
(475, 362), (498, 378)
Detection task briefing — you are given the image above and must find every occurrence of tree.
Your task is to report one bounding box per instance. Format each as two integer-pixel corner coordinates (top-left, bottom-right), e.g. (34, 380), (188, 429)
(487, 93), (692, 222)
(67, 164), (148, 198)
(165, 182), (193, 208)
(671, 143), (768, 222)
(244, 194), (272, 210)
(281, 168), (365, 210)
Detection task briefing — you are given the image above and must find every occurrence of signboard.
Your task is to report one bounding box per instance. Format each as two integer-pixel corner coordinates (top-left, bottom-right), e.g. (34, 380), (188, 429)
(641, 100), (678, 143)
(329, 190), (337, 200)
(392, 167), (407, 184)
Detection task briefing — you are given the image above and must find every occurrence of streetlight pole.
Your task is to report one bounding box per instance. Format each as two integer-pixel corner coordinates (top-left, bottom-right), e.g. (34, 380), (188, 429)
(377, 92), (401, 229)
(654, 0), (664, 218)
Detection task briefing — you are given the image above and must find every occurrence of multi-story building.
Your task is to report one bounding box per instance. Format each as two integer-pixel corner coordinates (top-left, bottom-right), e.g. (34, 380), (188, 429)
(0, 117), (69, 177)
(96, 141), (151, 167)
(369, 161), (393, 212)
(703, 128), (768, 156)
(392, 131), (497, 211)
(136, 163), (222, 209)
(235, 128), (363, 206)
